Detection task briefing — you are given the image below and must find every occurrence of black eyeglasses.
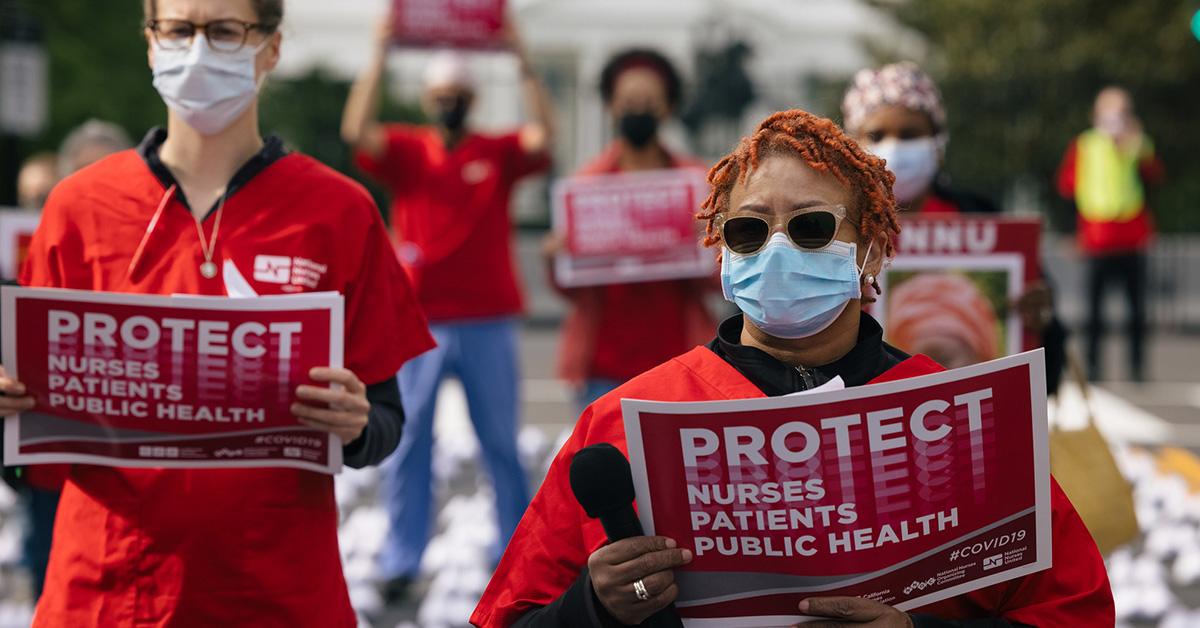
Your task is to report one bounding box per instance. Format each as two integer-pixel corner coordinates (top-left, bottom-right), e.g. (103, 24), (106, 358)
(146, 19), (268, 54)
(713, 205), (852, 255)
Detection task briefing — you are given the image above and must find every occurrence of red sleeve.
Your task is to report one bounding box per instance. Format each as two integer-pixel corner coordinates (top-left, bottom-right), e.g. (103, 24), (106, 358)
(883, 355), (1115, 624)
(1054, 140), (1078, 201)
(998, 478), (1115, 625)
(20, 181), (93, 289)
(1139, 151), (1165, 187)
(336, 180), (434, 383)
(352, 124), (417, 190)
(470, 403), (606, 628)
(502, 132), (552, 180)
(915, 479), (1115, 626)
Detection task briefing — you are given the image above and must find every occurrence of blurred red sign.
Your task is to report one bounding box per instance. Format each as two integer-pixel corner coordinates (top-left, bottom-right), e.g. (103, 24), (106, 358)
(552, 168), (714, 287)
(392, 0), (506, 49)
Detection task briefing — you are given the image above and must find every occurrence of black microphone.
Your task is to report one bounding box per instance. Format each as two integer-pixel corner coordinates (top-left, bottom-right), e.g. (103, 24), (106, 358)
(570, 443), (684, 628)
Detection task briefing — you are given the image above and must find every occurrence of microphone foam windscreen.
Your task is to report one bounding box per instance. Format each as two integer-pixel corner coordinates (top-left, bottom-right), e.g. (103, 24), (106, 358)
(570, 443), (636, 520)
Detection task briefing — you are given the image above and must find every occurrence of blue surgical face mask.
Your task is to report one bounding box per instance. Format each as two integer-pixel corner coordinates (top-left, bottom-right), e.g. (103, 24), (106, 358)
(152, 35), (268, 135)
(721, 233), (869, 339)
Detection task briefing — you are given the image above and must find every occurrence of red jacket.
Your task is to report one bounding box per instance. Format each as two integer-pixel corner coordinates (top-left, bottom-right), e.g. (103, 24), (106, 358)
(471, 346), (1114, 628)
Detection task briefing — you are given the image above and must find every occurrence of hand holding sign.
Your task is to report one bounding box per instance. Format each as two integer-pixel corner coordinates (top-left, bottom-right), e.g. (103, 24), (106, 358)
(292, 367), (370, 445)
(0, 365), (34, 417)
(795, 597), (913, 627)
(588, 536), (692, 626)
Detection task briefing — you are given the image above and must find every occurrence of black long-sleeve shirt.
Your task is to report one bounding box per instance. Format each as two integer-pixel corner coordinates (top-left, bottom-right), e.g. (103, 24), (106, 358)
(344, 377), (404, 468)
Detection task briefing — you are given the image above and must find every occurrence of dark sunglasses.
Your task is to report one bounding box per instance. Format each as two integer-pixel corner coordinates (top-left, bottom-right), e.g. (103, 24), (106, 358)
(714, 204), (851, 255)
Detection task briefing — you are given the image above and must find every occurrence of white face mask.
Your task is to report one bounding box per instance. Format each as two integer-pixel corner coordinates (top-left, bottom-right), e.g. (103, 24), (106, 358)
(867, 137), (940, 205)
(152, 35), (268, 135)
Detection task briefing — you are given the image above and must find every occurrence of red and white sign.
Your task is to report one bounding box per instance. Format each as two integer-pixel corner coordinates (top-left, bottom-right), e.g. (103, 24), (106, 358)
(623, 351), (1051, 627)
(392, 0), (506, 49)
(1, 287), (345, 474)
(552, 168), (714, 287)
(0, 209), (41, 280)
(879, 216), (1043, 365)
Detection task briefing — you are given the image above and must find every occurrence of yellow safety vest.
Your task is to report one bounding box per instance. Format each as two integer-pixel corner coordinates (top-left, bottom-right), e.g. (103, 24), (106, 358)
(1074, 129), (1153, 223)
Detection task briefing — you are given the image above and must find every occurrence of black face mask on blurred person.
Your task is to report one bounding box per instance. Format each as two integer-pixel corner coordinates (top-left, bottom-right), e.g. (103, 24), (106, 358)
(437, 96), (470, 132)
(619, 112), (658, 148)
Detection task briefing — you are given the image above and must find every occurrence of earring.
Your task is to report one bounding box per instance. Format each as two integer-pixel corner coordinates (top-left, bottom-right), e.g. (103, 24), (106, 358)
(864, 273), (875, 286)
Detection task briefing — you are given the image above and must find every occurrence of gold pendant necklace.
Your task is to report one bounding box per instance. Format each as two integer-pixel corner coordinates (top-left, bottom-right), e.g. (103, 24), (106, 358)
(195, 191), (227, 279)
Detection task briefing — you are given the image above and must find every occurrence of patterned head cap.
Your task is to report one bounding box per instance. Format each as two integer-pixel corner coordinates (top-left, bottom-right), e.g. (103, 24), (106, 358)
(841, 61), (946, 138)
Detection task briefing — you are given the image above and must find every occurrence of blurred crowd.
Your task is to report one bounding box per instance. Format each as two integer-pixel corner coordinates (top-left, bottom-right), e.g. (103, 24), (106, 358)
(0, 1), (1187, 627)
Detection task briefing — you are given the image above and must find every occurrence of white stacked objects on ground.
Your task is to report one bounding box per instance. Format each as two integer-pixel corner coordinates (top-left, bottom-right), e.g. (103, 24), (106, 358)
(1107, 443), (1200, 626)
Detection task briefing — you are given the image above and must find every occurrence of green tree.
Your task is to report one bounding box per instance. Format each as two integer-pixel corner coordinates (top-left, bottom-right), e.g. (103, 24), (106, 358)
(871, 0), (1200, 232)
(8, 0), (423, 214)
(25, 0), (164, 153)
(259, 67), (424, 218)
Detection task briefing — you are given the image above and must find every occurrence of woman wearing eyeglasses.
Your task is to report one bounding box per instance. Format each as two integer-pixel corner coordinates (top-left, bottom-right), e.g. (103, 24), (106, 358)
(470, 110), (1112, 628)
(0, 0), (434, 625)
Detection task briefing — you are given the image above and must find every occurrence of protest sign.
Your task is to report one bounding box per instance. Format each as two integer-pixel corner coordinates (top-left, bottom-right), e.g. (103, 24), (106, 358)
(878, 216), (1043, 366)
(392, 0), (506, 49)
(623, 350), (1050, 627)
(0, 209), (41, 280)
(552, 168), (713, 287)
(2, 287), (344, 474)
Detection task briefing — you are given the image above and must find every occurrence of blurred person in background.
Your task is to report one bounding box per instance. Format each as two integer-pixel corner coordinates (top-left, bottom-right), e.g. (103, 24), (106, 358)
(472, 108), (1114, 628)
(341, 11), (556, 603)
(842, 62), (1066, 392)
(1056, 86), (1163, 383)
(8, 121), (133, 601)
(0, 0), (435, 624)
(545, 48), (717, 412)
(58, 118), (134, 177)
(15, 153), (59, 211)
(10, 151), (60, 599)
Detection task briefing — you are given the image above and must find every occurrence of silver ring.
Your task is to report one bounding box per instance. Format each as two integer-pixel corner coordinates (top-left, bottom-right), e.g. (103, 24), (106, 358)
(633, 578), (650, 601)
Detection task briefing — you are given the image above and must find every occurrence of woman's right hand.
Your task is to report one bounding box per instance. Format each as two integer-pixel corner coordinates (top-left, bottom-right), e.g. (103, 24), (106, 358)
(588, 536), (693, 626)
(0, 365), (35, 417)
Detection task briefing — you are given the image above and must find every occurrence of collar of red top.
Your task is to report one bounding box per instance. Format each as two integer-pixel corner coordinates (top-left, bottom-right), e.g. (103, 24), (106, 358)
(136, 127), (289, 220)
(592, 139), (683, 172)
(704, 312), (909, 396)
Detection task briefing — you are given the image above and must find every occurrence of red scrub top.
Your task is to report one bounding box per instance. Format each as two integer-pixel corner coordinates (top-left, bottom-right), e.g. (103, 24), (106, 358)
(355, 124), (551, 322)
(470, 347), (1114, 628)
(22, 147), (434, 628)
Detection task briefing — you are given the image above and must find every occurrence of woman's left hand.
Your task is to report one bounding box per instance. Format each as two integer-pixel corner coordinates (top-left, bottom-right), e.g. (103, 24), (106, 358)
(292, 367), (371, 445)
(793, 597), (913, 627)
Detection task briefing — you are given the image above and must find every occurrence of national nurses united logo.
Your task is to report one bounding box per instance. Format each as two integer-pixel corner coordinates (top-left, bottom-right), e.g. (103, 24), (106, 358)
(253, 255), (292, 283)
(253, 254), (328, 291)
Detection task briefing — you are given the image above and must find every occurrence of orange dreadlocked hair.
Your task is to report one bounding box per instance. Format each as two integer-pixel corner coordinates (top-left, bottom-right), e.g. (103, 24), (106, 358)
(697, 108), (901, 263)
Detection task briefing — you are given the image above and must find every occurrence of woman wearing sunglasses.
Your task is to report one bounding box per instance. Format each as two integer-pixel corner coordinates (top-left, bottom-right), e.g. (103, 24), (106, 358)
(0, 0), (434, 625)
(471, 109), (1112, 628)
